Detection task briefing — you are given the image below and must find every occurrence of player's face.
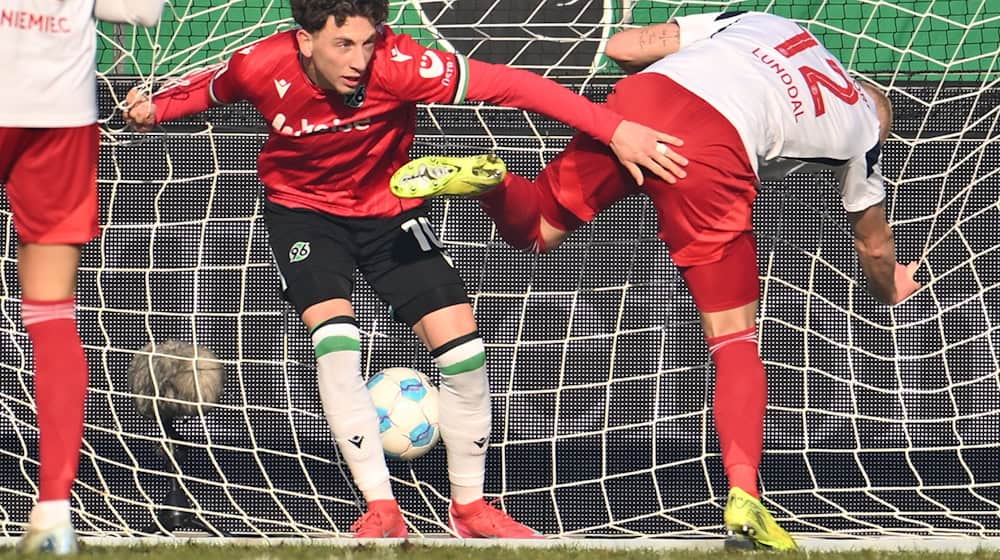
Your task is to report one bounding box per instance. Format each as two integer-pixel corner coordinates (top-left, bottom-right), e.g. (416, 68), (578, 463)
(297, 15), (378, 95)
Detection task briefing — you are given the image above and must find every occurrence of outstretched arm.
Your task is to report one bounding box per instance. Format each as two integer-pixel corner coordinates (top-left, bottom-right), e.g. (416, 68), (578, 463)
(847, 202), (920, 305)
(605, 22), (681, 74)
(464, 58), (687, 185)
(123, 52), (248, 131)
(94, 0), (164, 27)
(605, 12), (754, 74)
(839, 143), (918, 305)
(123, 65), (221, 131)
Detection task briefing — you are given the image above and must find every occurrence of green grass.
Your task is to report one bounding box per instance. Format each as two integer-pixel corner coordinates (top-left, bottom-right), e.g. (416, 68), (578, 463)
(5, 544), (1000, 560)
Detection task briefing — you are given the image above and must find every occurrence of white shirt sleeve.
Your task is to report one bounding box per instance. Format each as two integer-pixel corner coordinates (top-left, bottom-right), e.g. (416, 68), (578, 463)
(836, 147), (887, 213)
(674, 11), (751, 49)
(94, 0), (165, 27)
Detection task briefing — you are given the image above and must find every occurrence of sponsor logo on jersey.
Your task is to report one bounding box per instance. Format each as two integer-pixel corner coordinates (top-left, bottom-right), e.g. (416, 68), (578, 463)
(751, 48), (806, 122)
(390, 46), (412, 62)
(419, 50), (445, 79)
(441, 59), (456, 87)
(289, 241), (311, 263)
(271, 113), (372, 136)
(0, 10), (71, 33)
(274, 78), (291, 99)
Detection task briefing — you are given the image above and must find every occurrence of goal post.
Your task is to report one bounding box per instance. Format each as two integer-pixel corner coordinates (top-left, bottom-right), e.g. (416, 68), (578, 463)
(1, 0), (997, 540)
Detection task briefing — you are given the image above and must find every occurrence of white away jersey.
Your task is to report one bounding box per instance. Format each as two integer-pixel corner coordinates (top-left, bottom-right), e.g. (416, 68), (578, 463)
(0, 0), (98, 127)
(644, 11), (885, 212)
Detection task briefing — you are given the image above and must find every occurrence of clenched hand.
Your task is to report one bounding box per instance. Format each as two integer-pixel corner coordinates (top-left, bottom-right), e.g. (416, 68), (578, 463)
(123, 88), (156, 132)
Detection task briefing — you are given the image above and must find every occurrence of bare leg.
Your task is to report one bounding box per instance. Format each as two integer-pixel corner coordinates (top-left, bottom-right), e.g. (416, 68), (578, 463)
(478, 173), (572, 253)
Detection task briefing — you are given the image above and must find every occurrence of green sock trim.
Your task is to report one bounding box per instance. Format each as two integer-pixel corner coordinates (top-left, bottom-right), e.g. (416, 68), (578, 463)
(314, 336), (360, 358)
(439, 352), (486, 376)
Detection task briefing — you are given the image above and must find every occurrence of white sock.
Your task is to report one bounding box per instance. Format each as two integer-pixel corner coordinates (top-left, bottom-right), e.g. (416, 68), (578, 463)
(312, 318), (394, 503)
(433, 334), (490, 505)
(29, 500), (71, 530)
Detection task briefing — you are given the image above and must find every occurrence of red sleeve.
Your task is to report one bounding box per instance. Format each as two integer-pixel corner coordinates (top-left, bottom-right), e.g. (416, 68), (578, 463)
(464, 58), (623, 145)
(372, 32), (463, 105)
(153, 48), (249, 123)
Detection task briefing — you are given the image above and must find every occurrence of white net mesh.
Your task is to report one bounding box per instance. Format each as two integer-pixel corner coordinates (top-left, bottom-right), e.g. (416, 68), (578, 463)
(1, 0), (998, 539)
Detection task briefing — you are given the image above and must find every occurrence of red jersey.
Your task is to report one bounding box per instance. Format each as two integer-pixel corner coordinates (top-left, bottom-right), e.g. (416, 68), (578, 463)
(152, 26), (623, 218)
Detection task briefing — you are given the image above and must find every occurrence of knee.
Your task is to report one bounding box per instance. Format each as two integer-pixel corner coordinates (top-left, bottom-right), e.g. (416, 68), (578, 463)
(533, 219), (570, 253)
(509, 228), (562, 254)
(700, 305), (758, 341)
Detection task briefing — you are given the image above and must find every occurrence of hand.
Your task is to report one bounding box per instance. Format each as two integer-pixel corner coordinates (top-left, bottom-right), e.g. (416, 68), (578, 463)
(608, 120), (688, 186)
(892, 261), (921, 304)
(123, 87), (156, 132)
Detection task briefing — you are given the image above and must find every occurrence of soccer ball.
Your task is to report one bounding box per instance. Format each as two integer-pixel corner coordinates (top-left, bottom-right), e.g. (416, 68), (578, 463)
(365, 367), (441, 460)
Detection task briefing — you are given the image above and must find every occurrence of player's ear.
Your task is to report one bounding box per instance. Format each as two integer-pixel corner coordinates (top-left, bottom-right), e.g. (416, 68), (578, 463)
(296, 28), (314, 58)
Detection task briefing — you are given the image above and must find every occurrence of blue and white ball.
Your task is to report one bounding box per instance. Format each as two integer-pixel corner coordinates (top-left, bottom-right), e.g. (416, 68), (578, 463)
(365, 367), (440, 460)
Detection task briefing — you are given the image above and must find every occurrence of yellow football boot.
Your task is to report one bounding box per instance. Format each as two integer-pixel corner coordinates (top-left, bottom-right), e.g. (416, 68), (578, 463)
(390, 154), (506, 199)
(724, 487), (797, 551)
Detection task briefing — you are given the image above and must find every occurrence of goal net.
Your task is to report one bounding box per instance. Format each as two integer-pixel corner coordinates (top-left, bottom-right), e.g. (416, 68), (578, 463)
(1, 0), (997, 539)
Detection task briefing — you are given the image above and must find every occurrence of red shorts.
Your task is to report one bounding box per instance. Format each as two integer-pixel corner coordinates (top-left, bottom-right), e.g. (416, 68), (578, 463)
(539, 73), (758, 266)
(678, 230), (760, 312)
(0, 124), (100, 244)
(535, 73), (760, 310)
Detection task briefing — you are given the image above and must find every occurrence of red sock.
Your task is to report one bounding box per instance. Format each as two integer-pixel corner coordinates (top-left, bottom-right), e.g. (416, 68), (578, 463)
(708, 327), (766, 498)
(478, 173), (545, 252)
(23, 298), (88, 501)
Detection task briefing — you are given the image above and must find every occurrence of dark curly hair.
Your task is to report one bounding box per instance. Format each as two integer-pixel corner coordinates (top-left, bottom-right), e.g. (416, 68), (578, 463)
(290, 0), (389, 33)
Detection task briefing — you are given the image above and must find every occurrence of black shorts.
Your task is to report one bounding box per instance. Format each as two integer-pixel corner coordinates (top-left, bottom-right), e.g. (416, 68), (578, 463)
(264, 200), (469, 326)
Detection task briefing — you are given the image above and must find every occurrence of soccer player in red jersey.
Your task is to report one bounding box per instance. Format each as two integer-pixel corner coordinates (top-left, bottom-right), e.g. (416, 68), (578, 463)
(123, 0), (686, 539)
(393, 11), (922, 549)
(0, 0), (164, 554)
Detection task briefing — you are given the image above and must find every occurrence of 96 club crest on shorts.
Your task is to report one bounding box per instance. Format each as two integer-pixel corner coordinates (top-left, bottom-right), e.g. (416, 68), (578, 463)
(264, 201), (469, 325)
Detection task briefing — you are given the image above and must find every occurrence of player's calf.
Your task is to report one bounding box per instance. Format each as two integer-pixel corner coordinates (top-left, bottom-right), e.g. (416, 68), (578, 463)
(391, 155), (506, 199)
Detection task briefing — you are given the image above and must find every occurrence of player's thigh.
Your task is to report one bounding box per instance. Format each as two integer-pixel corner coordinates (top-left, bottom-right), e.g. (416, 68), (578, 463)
(538, 131), (636, 231)
(620, 74), (759, 268)
(647, 157), (757, 267)
(0, 127), (26, 183)
(5, 124), (100, 244)
(678, 231), (760, 319)
(359, 206), (469, 329)
(264, 200), (357, 318)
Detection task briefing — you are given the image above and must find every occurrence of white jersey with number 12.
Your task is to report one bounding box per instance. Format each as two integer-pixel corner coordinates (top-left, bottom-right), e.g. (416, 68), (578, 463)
(645, 11), (885, 212)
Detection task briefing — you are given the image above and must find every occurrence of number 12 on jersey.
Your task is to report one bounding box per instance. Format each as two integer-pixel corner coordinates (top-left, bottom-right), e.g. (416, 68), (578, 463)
(771, 29), (859, 117)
